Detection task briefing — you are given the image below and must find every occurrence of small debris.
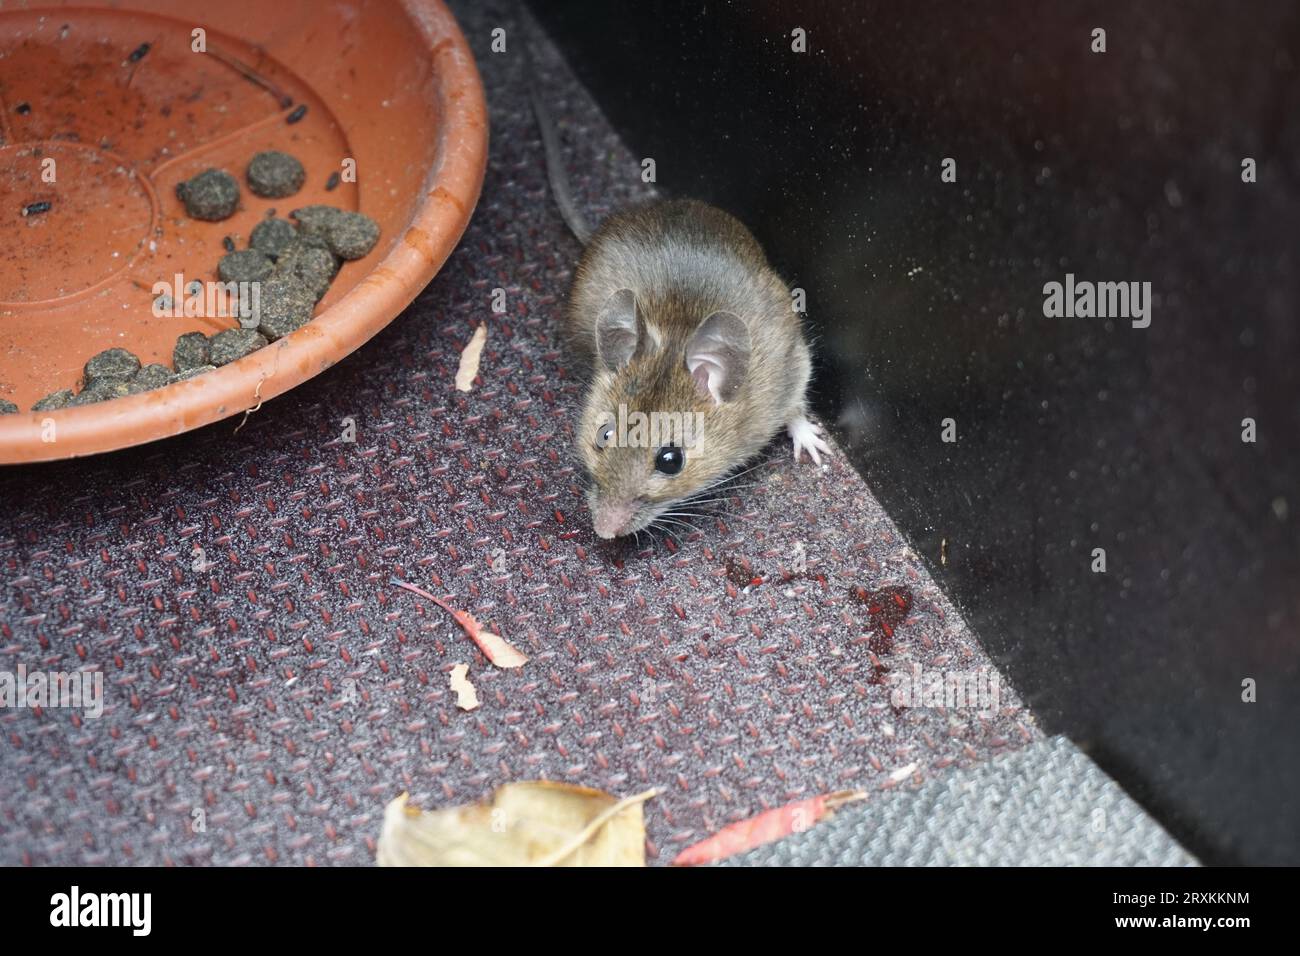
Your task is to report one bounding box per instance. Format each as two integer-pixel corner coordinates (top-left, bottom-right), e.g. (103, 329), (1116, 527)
(21, 201), (52, 217)
(325, 171), (340, 191)
(455, 323), (487, 392)
(126, 42), (150, 64)
(209, 328), (267, 366)
(449, 664), (479, 711)
(173, 331), (211, 371)
(232, 378), (265, 435)
(175, 168), (239, 221)
(222, 235), (236, 253)
(204, 47), (293, 108)
(247, 150), (306, 199)
(285, 104), (307, 124)
(15, 102), (31, 115)
(0, 399), (18, 414)
(889, 761), (918, 783)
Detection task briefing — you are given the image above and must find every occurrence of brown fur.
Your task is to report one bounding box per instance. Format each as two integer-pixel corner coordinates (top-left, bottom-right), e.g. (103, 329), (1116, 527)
(564, 199), (812, 535)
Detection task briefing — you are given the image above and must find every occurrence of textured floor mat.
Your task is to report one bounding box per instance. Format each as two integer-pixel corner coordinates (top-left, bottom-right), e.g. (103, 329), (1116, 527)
(0, 0), (1039, 866)
(722, 736), (1199, 866)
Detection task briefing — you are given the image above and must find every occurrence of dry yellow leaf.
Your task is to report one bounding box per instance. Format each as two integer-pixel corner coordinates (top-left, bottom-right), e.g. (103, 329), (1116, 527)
(454, 323), (487, 391)
(449, 663), (479, 711)
(376, 782), (656, 867)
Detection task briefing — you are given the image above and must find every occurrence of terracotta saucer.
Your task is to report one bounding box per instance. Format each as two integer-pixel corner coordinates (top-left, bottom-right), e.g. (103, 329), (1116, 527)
(0, 0), (487, 463)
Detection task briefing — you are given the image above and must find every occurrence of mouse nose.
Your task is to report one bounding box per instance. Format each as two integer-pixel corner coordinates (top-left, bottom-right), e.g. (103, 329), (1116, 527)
(593, 498), (638, 539)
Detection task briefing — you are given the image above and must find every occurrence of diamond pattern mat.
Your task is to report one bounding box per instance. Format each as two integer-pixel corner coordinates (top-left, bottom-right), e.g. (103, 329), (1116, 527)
(0, 0), (1040, 866)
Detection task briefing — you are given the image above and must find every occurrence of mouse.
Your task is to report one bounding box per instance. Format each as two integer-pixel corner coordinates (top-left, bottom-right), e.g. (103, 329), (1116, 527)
(528, 51), (829, 540)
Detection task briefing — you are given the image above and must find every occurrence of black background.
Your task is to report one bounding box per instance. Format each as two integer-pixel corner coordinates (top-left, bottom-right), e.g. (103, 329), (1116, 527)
(0, 866), (1278, 938)
(527, 0), (1300, 864)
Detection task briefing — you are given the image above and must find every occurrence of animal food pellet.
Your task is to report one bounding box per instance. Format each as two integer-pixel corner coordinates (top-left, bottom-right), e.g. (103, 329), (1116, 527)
(255, 277), (316, 341)
(218, 249), (273, 284)
(249, 218), (297, 260)
(84, 347), (141, 385)
(247, 150), (306, 199)
(291, 205), (380, 260)
(131, 364), (173, 392)
(72, 379), (131, 406)
(32, 389), (74, 411)
(173, 331), (211, 371)
(208, 328), (268, 366)
(275, 240), (337, 301)
(170, 364), (216, 383)
(176, 168), (239, 221)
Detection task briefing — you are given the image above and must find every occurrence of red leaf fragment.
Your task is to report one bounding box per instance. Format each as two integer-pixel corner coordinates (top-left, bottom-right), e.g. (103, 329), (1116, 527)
(391, 578), (527, 668)
(671, 790), (866, 866)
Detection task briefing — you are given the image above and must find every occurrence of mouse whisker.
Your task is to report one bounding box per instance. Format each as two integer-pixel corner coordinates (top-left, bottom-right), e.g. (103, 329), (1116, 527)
(692, 472), (752, 495)
(686, 464), (768, 498)
(655, 513), (701, 528)
(681, 478), (754, 502)
(648, 518), (699, 542)
(677, 485), (755, 509)
(664, 497), (754, 523)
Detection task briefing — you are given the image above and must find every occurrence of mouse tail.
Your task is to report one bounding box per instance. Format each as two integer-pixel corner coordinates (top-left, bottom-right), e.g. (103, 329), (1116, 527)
(521, 30), (593, 245)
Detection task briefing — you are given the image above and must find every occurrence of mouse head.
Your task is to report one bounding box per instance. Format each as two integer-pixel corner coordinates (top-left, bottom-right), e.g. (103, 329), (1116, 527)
(577, 288), (752, 538)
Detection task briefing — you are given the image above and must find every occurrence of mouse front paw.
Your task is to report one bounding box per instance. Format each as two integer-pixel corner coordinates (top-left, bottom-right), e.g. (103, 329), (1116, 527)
(787, 416), (831, 465)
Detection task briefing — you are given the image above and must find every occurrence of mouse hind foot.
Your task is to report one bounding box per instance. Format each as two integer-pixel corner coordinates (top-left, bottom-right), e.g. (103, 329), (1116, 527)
(787, 415), (830, 465)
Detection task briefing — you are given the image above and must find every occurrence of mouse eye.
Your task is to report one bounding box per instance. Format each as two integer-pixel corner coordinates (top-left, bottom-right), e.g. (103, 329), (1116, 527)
(595, 422), (614, 449)
(654, 444), (685, 475)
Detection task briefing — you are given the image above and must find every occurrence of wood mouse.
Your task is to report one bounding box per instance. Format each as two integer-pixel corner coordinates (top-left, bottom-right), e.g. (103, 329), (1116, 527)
(529, 57), (828, 539)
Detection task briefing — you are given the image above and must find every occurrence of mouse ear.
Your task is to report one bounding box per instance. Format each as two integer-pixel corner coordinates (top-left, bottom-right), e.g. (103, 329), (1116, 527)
(686, 311), (751, 404)
(595, 289), (649, 370)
